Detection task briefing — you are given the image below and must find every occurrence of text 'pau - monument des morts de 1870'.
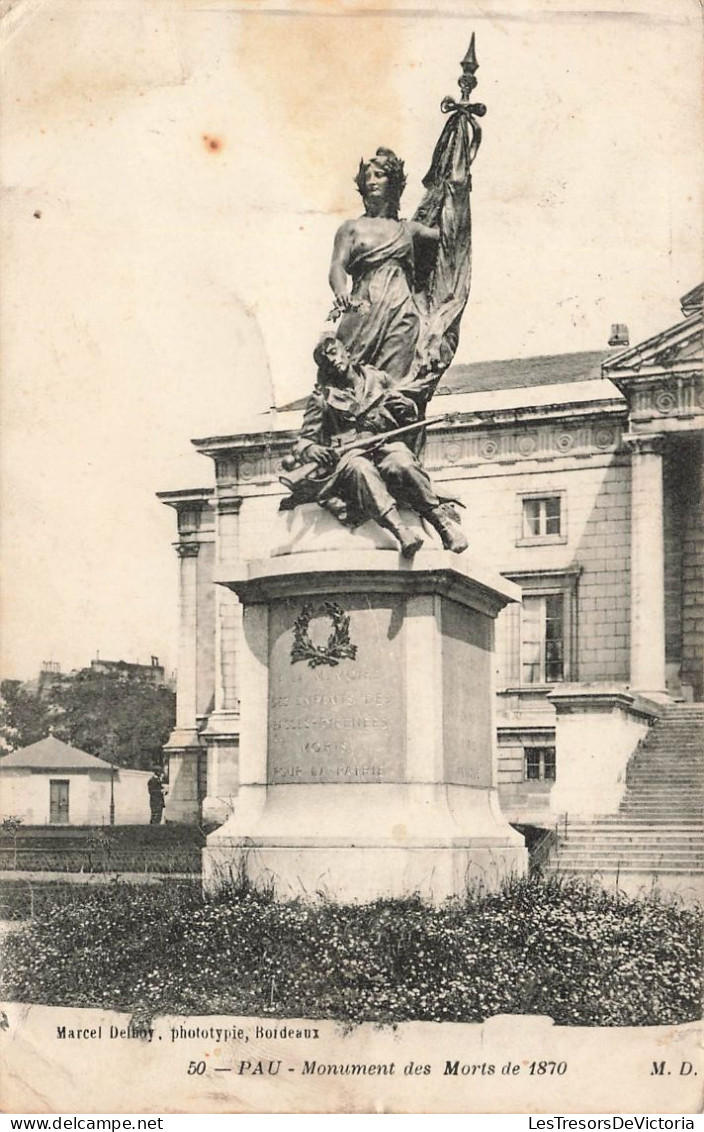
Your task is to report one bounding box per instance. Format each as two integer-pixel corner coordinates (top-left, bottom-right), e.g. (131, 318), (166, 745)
(184, 40), (528, 902)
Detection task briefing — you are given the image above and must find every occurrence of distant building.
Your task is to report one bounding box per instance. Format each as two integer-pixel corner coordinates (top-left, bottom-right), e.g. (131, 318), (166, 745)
(0, 735), (151, 826)
(89, 655), (167, 687)
(15, 656), (172, 701)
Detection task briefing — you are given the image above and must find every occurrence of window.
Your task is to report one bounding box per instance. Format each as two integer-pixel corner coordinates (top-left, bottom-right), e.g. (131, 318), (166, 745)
(523, 496), (561, 538)
(497, 567), (581, 689)
(521, 592), (565, 683)
(525, 747), (556, 782)
(516, 491), (567, 546)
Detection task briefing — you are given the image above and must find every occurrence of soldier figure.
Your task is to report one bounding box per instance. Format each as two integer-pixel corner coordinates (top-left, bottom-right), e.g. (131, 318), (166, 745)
(287, 337), (468, 558)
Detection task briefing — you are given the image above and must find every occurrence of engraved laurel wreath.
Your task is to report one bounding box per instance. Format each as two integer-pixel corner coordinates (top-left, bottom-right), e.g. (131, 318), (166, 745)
(291, 601), (357, 669)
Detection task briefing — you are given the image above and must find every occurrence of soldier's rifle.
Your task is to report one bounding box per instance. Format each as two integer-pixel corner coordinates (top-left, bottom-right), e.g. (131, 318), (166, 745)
(279, 413), (451, 490)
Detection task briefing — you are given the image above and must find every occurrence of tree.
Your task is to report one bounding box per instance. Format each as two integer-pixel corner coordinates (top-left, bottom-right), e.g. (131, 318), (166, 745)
(0, 693), (20, 754)
(0, 681), (51, 751)
(48, 670), (176, 770)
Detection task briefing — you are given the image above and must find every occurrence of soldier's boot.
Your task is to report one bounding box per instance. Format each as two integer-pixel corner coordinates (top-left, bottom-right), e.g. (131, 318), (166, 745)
(423, 504), (469, 554)
(380, 506), (424, 559)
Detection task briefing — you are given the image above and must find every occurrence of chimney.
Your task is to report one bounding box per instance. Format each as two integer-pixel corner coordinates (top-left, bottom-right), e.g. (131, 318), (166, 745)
(608, 323), (629, 348)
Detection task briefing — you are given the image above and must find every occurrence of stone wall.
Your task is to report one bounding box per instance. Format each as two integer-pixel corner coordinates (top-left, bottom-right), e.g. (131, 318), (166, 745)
(436, 455), (631, 685)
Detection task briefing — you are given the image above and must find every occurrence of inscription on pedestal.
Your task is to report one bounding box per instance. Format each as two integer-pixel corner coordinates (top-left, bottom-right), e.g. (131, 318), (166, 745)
(268, 595), (405, 783)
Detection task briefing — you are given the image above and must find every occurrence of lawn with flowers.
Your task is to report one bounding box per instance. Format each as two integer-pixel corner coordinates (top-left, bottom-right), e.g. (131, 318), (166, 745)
(0, 875), (700, 1027)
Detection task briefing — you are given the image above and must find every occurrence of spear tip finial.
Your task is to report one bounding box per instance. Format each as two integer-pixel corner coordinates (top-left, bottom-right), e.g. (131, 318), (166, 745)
(458, 33), (479, 101)
(462, 32), (478, 73)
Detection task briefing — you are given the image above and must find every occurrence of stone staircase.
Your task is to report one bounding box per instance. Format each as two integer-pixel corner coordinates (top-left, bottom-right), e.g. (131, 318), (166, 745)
(548, 703), (704, 895)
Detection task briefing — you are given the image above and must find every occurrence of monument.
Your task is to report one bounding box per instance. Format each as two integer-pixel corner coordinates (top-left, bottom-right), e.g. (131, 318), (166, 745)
(204, 39), (528, 902)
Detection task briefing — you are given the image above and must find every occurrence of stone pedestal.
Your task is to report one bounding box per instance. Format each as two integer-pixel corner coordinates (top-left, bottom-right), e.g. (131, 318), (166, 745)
(163, 730), (203, 824)
(204, 507), (527, 903)
(200, 710), (240, 825)
(547, 685), (661, 818)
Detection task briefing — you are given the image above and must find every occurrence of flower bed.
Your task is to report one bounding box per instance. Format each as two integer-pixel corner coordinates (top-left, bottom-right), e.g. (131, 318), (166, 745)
(1, 875), (700, 1027)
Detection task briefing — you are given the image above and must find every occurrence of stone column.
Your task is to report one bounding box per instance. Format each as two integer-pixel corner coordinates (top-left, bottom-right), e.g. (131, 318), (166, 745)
(626, 435), (668, 698)
(175, 541), (200, 728)
(163, 540), (203, 823)
(202, 494), (242, 824)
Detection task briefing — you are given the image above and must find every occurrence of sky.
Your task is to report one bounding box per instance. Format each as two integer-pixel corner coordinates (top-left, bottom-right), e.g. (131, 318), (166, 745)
(1, 0), (701, 681)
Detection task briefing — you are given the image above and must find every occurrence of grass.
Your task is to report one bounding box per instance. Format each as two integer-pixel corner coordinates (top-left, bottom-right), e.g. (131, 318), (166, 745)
(0, 874), (700, 1027)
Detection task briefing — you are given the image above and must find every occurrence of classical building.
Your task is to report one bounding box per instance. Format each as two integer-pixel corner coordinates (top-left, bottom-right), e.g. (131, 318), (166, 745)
(159, 286), (703, 886)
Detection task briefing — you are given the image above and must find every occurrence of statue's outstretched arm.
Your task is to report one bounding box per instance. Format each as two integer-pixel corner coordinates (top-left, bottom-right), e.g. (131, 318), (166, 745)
(408, 220), (439, 243)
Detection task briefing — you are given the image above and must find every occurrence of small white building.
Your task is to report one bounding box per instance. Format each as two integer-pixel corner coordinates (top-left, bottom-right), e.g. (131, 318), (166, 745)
(0, 735), (152, 826)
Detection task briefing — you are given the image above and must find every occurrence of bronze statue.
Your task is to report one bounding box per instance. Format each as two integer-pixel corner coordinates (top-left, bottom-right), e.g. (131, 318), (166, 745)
(329, 147), (439, 384)
(282, 40), (486, 556)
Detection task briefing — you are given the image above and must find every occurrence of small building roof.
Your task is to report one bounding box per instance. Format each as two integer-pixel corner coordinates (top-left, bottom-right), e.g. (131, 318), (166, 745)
(0, 735), (114, 771)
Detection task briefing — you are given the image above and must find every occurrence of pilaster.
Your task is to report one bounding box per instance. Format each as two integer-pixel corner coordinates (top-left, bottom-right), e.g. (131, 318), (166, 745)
(157, 487), (213, 823)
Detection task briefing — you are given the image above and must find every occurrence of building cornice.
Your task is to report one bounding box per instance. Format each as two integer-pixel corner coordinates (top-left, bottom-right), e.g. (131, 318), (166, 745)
(157, 487), (214, 509)
(192, 403), (628, 489)
(547, 685), (663, 722)
(192, 397), (626, 461)
(616, 371), (704, 434)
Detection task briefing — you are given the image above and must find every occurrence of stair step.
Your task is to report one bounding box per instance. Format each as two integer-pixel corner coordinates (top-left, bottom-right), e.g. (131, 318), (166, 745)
(621, 795), (702, 802)
(551, 865), (704, 877)
(564, 824), (703, 832)
(545, 705), (703, 881)
(562, 836), (702, 845)
(557, 848), (704, 858)
(620, 815), (701, 824)
(624, 788), (703, 793)
(563, 830), (703, 836)
(555, 857), (704, 868)
(627, 777), (702, 781)
(557, 841), (704, 851)
(623, 783), (703, 789)
(622, 794), (703, 800)
(620, 805), (703, 811)
(620, 803), (703, 809)
(626, 775), (702, 780)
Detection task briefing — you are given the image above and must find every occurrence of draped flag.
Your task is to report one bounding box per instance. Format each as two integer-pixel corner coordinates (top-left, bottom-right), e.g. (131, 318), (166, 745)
(407, 36), (486, 407)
